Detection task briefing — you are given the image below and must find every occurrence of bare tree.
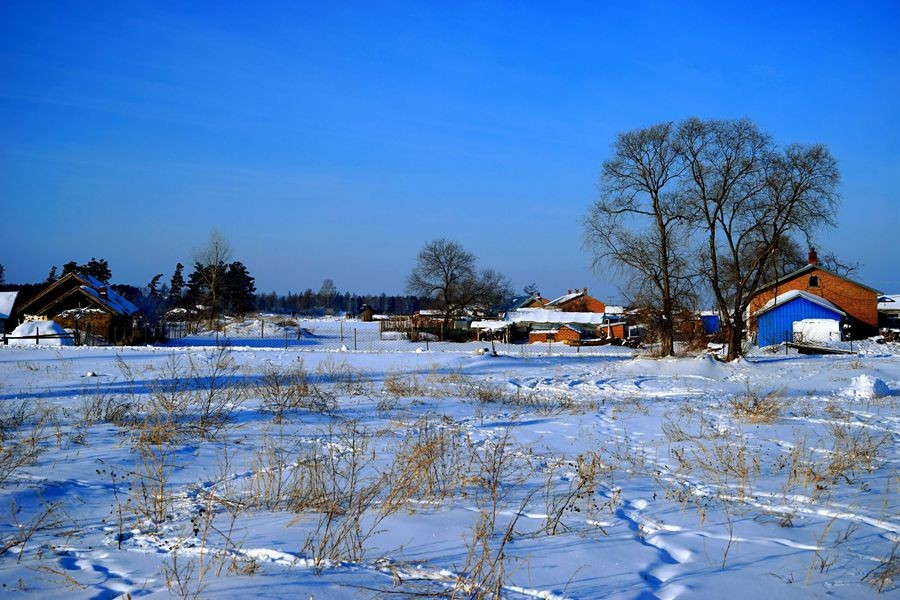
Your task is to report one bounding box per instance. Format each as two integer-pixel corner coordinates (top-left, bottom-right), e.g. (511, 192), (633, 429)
(678, 118), (839, 360)
(583, 122), (695, 356)
(406, 239), (511, 338)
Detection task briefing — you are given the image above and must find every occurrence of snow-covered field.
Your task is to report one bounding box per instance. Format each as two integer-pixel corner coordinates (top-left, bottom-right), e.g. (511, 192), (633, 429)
(1, 341), (897, 598)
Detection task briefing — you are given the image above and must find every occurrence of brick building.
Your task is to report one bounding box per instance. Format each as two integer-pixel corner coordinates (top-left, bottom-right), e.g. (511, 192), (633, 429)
(545, 288), (606, 313)
(748, 249), (880, 339)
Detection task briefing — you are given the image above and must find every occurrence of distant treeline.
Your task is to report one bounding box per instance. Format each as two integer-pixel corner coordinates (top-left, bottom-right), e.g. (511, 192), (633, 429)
(255, 290), (424, 316)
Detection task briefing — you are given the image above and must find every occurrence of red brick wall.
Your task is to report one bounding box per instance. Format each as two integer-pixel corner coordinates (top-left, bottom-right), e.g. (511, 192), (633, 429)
(749, 268), (878, 332)
(529, 326), (583, 344)
(558, 294), (606, 313)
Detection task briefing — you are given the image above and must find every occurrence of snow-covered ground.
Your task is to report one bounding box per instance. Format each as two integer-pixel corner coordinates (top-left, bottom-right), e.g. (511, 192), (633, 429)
(0, 341), (897, 598)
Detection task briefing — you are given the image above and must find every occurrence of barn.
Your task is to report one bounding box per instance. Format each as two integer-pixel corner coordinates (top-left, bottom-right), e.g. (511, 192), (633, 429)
(752, 290), (846, 347)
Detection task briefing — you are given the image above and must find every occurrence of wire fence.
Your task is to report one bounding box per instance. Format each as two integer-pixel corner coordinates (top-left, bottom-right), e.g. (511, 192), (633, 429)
(162, 316), (639, 357)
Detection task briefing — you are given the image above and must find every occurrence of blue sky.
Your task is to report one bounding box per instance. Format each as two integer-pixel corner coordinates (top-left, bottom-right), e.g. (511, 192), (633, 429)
(2, 1), (898, 301)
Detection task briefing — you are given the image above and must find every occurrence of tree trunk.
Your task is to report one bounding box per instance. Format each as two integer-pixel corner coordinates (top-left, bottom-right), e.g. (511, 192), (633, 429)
(726, 318), (744, 362)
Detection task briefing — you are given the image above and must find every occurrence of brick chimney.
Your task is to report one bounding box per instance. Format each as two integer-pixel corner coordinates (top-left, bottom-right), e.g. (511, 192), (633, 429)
(582, 287), (587, 294)
(808, 247), (819, 266)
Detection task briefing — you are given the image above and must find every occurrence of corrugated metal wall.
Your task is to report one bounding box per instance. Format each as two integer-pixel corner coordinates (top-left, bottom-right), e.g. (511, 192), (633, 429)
(757, 297), (842, 347)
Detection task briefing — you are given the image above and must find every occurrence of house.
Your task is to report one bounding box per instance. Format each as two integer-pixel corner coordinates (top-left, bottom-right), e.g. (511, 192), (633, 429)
(752, 290), (846, 347)
(748, 249), (880, 340)
(877, 295), (900, 332)
(528, 323), (595, 344)
(15, 272), (140, 344)
(544, 288), (606, 313)
(0, 291), (18, 333)
(503, 293), (548, 312)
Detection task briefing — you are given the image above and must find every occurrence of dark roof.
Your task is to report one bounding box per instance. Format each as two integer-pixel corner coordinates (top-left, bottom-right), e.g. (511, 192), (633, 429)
(754, 264), (881, 296)
(17, 272), (139, 317)
(503, 295), (544, 312)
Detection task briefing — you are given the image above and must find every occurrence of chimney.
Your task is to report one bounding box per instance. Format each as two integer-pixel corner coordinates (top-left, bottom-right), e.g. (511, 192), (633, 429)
(98, 286), (108, 299)
(582, 287), (587, 294)
(567, 289), (572, 295)
(808, 247), (819, 266)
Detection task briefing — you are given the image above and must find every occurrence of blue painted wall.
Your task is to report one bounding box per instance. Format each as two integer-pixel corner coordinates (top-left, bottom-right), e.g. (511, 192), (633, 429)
(757, 297), (842, 347)
(701, 314), (720, 335)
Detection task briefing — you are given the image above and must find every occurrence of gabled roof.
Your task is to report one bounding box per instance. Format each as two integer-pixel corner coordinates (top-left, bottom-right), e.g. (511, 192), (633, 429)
(545, 291), (585, 307)
(752, 289), (846, 318)
(754, 264), (880, 295)
(0, 291), (18, 320)
(878, 295), (900, 312)
(504, 294), (546, 311)
(18, 272), (139, 317)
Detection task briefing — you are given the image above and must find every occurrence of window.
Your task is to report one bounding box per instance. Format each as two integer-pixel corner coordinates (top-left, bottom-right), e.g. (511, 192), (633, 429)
(808, 275), (819, 287)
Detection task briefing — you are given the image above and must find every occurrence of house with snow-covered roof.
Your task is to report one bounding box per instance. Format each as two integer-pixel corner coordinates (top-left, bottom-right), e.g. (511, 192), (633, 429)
(877, 295), (900, 332)
(544, 287), (606, 313)
(748, 248), (880, 342)
(16, 272), (140, 344)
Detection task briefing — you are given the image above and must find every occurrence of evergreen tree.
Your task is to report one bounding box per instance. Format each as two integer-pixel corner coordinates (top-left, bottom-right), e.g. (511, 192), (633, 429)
(147, 273), (164, 300)
(169, 263), (185, 306)
(224, 261), (256, 316)
(0, 263), (4, 286)
(61, 258), (112, 281)
(46, 265), (57, 283)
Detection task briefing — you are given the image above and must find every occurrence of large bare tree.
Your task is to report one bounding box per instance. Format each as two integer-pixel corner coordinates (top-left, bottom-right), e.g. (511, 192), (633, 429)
(584, 122), (695, 356)
(406, 238), (511, 338)
(678, 118), (839, 360)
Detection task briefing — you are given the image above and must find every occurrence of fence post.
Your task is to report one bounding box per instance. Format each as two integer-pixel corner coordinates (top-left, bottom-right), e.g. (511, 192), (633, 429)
(284, 329), (288, 349)
(340, 320), (344, 343)
(426, 337), (429, 351)
(36, 327), (40, 345)
(354, 328), (358, 351)
(261, 319), (265, 338)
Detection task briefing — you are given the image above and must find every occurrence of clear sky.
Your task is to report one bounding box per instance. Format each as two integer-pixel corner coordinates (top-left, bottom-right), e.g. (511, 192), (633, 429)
(3, 1), (898, 301)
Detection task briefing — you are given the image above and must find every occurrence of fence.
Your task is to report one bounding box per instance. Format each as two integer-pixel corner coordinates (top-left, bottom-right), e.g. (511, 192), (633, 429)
(2, 332), (75, 345)
(162, 316), (638, 357)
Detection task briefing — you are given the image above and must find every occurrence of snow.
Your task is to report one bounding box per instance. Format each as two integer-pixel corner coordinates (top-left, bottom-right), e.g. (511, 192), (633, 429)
(6, 319), (73, 345)
(753, 289), (846, 317)
(471, 319), (510, 330)
(793, 318), (841, 343)
(0, 341), (898, 598)
(78, 281), (139, 316)
(0, 291), (17, 320)
(506, 308), (607, 324)
(878, 294), (900, 312)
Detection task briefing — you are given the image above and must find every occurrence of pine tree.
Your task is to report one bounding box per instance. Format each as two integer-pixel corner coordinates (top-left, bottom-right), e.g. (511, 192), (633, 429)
(46, 265), (58, 283)
(224, 261), (256, 316)
(147, 273), (164, 300)
(169, 263), (185, 306)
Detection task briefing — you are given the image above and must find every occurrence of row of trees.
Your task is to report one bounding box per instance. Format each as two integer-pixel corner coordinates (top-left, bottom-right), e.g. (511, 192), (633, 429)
(584, 118), (840, 360)
(256, 286), (423, 316)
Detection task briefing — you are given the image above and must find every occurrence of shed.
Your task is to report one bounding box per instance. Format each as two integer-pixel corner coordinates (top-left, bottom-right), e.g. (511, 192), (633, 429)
(753, 290), (845, 347)
(700, 311), (720, 335)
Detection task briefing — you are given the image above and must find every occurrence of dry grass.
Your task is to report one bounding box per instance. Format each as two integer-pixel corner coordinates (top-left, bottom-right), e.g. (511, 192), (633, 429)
(731, 390), (783, 424)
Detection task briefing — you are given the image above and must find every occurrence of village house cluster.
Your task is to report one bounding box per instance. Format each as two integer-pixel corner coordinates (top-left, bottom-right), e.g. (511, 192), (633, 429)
(1, 250), (896, 350)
